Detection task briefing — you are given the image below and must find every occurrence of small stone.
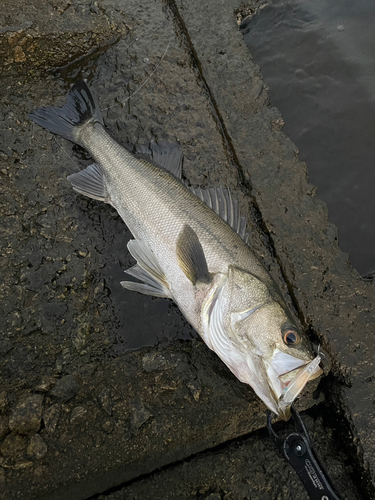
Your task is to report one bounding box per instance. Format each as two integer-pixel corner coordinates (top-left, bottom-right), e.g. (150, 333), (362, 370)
(98, 388), (113, 416)
(26, 434), (47, 460)
(0, 433), (27, 456)
(101, 418), (114, 433)
(142, 352), (169, 372)
(18, 36), (28, 46)
(70, 405), (87, 423)
(130, 398), (152, 430)
(0, 415), (9, 440)
(12, 461), (33, 469)
(50, 375), (81, 402)
(223, 493), (234, 500)
(35, 377), (57, 393)
(9, 394), (44, 435)
(186, 379), (202, 401)
(14, 46), (26, 63)
(43, 405), (60, 434)
(271, 117), (285, 130)
(7, 32), (21, 45)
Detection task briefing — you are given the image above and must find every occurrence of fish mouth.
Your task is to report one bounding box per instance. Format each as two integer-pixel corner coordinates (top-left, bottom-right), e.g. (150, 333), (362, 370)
(266, 350), (323, 420)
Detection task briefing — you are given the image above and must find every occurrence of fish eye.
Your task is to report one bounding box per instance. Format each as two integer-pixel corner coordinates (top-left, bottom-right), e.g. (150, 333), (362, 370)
(283, 329), (300, 346)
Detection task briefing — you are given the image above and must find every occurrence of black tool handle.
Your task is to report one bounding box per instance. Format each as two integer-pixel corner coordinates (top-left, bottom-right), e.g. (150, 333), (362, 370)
(283, 432), (341, 500)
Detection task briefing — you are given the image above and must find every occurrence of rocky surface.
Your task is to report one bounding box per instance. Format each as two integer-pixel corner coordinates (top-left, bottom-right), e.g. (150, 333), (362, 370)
(9, 394), (44, 435)
(97, 408), (360, 500)
(0, 0), (374, 499)
(0, 0), (128, 75)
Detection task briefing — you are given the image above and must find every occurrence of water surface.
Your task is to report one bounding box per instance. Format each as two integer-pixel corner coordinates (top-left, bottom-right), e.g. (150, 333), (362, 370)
(242, 0), (375, 275)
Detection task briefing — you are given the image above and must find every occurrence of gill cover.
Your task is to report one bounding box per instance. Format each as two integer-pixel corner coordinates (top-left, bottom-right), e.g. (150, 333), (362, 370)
(202, 265), (315, 417)
(203, 265), (280, 375)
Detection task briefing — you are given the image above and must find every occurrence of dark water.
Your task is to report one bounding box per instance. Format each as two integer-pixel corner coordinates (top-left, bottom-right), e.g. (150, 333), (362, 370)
(241, 0), (375, 276)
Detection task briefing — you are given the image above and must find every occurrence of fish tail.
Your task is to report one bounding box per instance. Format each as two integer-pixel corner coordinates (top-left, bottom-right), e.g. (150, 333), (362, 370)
(29, 80), (103, 145)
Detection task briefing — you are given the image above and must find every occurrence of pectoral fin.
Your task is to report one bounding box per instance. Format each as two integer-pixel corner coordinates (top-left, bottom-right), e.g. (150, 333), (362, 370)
(176, 225), (211, 285)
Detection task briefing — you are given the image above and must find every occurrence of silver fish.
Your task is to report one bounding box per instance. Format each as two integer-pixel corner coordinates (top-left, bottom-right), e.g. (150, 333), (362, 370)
(29, 80), (322, 419)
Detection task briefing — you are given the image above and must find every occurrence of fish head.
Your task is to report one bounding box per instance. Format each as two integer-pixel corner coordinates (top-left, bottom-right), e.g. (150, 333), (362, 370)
(204, 265), (322, 420)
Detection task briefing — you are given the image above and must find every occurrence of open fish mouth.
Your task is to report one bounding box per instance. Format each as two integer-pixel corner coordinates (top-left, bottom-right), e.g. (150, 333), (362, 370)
(267, 351), (323, 419)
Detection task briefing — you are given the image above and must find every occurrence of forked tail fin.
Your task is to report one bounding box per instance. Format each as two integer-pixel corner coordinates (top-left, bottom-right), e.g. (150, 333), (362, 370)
(29, 80), (103, 145)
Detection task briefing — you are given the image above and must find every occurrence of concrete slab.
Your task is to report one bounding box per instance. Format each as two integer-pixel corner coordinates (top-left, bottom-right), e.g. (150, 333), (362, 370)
(97, 408), (361, 500)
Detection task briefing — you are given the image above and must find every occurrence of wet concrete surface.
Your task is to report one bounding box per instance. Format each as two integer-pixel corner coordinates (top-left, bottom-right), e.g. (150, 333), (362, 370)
(96, 406), (360, 500)
(1, 0), (375, 498)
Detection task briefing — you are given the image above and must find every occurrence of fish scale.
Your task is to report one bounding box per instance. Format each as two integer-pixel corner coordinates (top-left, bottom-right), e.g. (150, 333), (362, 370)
(80, 123), (267, 286)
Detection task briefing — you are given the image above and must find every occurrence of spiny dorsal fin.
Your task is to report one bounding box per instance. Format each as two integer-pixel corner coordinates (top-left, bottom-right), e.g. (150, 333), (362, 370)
(186, 184), (248, 242)
(67, 163), (110, 203)
(176, 224), (211, 285)
(121, 240), (172, 298)
(134, 141), (182, 179)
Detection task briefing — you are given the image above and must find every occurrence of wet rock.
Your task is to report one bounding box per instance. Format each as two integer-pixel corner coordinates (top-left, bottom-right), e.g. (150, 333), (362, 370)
(130, 398), (152, 430)
(9, 394), (44, 435)
(34, 376), (57, 393)
(142, 352), (170, 372)
(98, 388), (113, 416)
(0, 0), (129, 74)
(0, 432), (27, 456)
(141, 352), (185, 373)
(26, 434), (47, 460)
(0, 415), (10, 440)
(70, 405), (87, 424)
(50, 375), (81, 402)
(43, 404), (60, 434)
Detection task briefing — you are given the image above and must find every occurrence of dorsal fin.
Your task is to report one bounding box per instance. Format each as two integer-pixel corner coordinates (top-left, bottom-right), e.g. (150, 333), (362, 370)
(134, 141), (182, 179)
(186, 184), (248, 242)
